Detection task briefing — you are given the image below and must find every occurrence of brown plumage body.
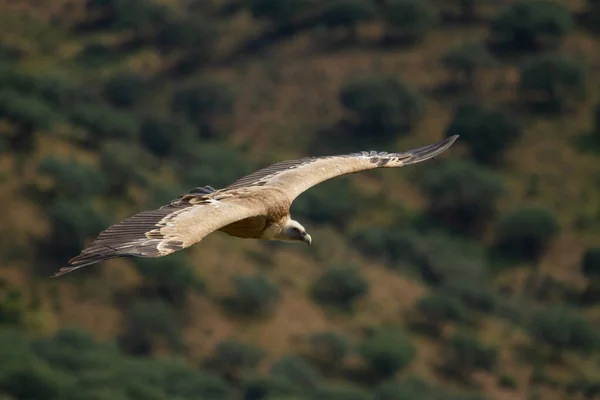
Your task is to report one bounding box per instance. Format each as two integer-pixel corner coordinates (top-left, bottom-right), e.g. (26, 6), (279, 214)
(52, 135), (459, 277)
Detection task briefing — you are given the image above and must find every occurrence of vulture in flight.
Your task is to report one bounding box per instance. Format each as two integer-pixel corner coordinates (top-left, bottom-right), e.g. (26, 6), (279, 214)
(52, 135), (459, 277)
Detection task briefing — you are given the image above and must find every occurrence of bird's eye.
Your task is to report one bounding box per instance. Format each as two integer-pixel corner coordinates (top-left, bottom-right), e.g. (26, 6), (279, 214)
(291, 227), (300, 234)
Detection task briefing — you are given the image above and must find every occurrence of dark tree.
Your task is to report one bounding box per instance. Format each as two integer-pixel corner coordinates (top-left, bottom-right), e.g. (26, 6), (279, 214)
(339, 74), (425, 143)
(488, 0), (573, 54)
(416, 160), (506, 235)
(358, 329), (416, 379)
(310, 266), (369, 311)
(518, 54), (586, 114)
(382, 0), (438, 44)
(441, 42), (497, 91)
(445, 102), (521, 164)
(494, 206), (560, 262)
(320, 0), (378, 41)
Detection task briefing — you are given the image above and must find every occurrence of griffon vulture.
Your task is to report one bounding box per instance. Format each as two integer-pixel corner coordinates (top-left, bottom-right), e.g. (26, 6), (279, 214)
(52, 135), (459, 277)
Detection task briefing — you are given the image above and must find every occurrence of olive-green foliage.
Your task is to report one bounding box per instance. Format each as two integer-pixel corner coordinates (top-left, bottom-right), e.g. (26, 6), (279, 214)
(416, 160), (506, 235)
(310, 266), (369, 311)
(375, 377), (440, 400)
(0, 327), (234, 400)
(170, 78), (235, 133)
(358, 328), (416, 379)
(118, 298), (184, 356)
(270, 355), (322, 389)
(76, 42), (118, 67)
(312, 383), (372, 400)
(528, 306), (598, 353)
(320, 0), (378, 34)
(339, 74), (425, 143)
(415, 292), (468, 335)
(0, 89), (56, 152)
(0, 280), (23, 326)
(306, 331), (350, 371)
(488, 0), (573, 54)
(582, 247), (600, 277)
(40, 198), (109, 268)
(352, 227), (420, 267)
(518, 54), (586, 114)
(70, 103), (139, 145)
(224, 274), (281, 317)
(156, 16), (217, 52)
(247, 0), (316, 24)
(444, 332), (497, 380)
(139, 114), (190, 158)
(243, 375), (298, 400)
(204, 339), (265, 379)
(382, 0), (438, 43)
(37, 157), (107, 199)
(494, 206), (560, 262)
(176, 141), (254, 189)
(292, 177), (366, 228)
(445, 103), (521, 164)
(441, 42), (496, 89)
(103, 71), (147, 108)
(99, 140), (150, 195)
(133, 253), (206, 306)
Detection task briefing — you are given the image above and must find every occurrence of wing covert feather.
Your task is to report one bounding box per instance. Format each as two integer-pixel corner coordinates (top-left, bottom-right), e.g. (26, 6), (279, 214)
(226, 136), (459, 202)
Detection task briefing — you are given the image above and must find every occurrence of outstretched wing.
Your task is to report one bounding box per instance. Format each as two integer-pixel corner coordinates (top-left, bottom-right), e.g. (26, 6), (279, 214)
(53, 193), (266, 277)
(225, 135), (459, 202)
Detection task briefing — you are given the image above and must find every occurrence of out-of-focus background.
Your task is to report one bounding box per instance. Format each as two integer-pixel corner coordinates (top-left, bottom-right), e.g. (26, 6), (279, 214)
(0, 0), (599, 399)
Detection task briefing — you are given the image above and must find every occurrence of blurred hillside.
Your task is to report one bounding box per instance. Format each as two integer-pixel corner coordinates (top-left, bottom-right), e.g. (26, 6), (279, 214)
(1, 0), (600, 399)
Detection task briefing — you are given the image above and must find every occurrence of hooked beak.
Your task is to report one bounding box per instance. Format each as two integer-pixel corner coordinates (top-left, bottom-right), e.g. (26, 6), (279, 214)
(302, 233), (312, 246)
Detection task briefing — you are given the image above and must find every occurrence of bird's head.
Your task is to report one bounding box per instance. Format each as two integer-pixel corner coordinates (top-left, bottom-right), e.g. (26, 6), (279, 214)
(280, 219), (311, 245)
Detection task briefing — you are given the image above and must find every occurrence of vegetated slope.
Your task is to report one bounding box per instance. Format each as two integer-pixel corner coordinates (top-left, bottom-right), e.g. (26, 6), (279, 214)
(1, 1), (600, 399)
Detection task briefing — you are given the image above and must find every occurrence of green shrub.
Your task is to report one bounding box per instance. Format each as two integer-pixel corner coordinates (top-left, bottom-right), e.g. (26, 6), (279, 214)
(518, 54), (586, 114)
(339, 74), (425, 143)
(155, 16), (217, 53)
(488, 0), (573, 54)
(39, 198), (109, 268)
(243, 375), (298, 400)
(320, 0), (378, 39)
(414, 292), (468, 335)
(204, 339), (265, 380)
(247, 0), (316, 25)
(375, 377), (439, 400)
(171, 78), (235, 135)
(292, 177), (366, 228)
(0, 89), (56, 151)
(118, 298), (184, 356)
(444, 332), (497, 380)
(445, 103), (521, 164)
(75, 42), (117, 67)
(0, 280), (24, 326)
(352, 227), (420, 266)
(494, 206), (560, 262)
(0, 360), (73, 400)
(528, 305), (598, 354)
(176, 141), (255, 189)
(416, 160), (506, 235)
(133, 253), (206, 306)
(312, 383), (372, 400)
(37, 157), (107, 199)
(70, 103), (138, 145)
(306, 331), (350, 371)
(442, 42), (496, 91)
(310, 266), (369, 311)
(102, 71), (147, 108)
(139, 114), (190, 157)
(581, 247), (600, 277)
(358, 329), (416, 379)
(223, 274), (281, 317)
(270, 355), (321, 389)
(99, 140), (150, 195)
(382, 0), (438, 44)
